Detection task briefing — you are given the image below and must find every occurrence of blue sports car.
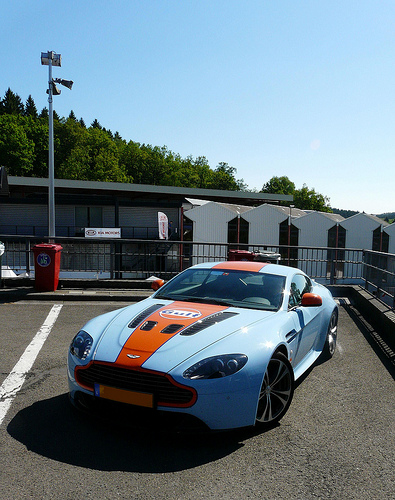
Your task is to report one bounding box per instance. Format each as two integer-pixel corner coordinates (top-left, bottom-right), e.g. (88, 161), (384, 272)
(67, 261), (338, 430)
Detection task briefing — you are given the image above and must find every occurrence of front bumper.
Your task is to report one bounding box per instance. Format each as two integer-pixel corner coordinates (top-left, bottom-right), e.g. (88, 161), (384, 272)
(68, 356), (260, 430)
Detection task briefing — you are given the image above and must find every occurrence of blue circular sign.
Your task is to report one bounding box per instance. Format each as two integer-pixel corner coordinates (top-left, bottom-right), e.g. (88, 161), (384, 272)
(37, 252), (51, 267)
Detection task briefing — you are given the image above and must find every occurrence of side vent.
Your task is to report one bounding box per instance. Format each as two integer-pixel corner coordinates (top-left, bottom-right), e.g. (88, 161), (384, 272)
(180, 312), (238, 336)
(128, 304), (164, 329)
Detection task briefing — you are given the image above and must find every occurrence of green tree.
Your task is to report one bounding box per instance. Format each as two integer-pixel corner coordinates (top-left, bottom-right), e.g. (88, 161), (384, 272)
(24, 95), (38, 118)
(68, 110), (77, 121)
(90, 119), (102, 129)
(0, 88), (24, 115)
(39, 107), (49, 119)
(0, 115), (34, 175)
(209, 162), (240, 190)
(59, 127), (128, 182)
(261, 175), (332, 211)
(293, 184), (332, 212)
(261, 175), (295, 195)
(193, 156), (212, 188)
(23, 116), (48, 177)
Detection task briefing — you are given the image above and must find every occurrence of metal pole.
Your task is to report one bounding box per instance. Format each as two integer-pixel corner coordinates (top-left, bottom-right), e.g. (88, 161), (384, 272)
(48, 52), (55, 239)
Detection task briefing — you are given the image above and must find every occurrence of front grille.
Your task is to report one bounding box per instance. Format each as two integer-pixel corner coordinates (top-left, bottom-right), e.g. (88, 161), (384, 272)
(76, 363), (195, 407)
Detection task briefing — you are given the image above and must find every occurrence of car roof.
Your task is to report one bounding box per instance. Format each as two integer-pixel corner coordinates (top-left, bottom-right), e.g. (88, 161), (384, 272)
(190, 261), (299, 277)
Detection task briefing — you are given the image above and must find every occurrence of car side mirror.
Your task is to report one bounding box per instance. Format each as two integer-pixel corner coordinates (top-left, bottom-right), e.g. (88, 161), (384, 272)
(301, 293), (322, 307)
(151, 279), (165, 291)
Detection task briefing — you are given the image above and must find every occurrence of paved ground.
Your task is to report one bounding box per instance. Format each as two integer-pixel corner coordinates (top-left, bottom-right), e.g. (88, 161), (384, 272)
(0, 299), (394, 500)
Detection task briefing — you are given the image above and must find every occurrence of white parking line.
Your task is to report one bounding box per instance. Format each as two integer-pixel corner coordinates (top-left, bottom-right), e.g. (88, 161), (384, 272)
(0, 304), (63, 427)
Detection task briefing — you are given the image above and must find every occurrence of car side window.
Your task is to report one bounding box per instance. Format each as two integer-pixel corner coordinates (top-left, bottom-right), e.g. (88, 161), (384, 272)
(289, 274), (312, 308)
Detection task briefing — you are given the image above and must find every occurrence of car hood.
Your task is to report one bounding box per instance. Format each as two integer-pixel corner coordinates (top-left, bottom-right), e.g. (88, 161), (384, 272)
(92, 299), (275, 373)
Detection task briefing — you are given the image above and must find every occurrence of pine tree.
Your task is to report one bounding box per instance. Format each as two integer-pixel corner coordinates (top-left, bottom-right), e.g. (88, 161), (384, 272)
(91, 118), (102, 129)
(39, 107), (49, 119)
(24, 95), (38, 118)
(0, 88), (24, 115)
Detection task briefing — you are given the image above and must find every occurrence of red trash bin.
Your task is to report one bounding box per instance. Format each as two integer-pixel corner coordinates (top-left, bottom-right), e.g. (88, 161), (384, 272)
(32, 244), (63, 291)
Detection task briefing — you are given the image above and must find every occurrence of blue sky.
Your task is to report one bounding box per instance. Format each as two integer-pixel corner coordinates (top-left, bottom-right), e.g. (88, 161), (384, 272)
(2, 1), (394, 214)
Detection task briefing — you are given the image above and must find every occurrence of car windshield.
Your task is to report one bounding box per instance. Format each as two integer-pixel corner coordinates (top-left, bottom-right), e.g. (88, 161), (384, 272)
(155, 268), (285, 311)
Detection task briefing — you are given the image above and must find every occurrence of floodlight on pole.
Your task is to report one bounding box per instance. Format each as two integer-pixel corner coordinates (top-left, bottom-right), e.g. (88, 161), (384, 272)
(41, 51), (72, 239)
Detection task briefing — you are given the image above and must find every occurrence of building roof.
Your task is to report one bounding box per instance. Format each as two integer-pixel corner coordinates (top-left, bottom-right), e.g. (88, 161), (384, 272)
(342, 212), (389, 226)
(7, 176), (293, 206)
(301, 210), (345, 222)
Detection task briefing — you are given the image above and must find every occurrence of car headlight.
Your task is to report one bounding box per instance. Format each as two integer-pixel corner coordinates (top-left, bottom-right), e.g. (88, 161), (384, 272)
(183, 354), (248, 380)
(70, 330), (93, 360)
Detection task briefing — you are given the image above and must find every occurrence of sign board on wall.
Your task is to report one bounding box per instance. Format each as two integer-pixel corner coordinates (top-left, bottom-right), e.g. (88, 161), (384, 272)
(85, 228), (121, 238)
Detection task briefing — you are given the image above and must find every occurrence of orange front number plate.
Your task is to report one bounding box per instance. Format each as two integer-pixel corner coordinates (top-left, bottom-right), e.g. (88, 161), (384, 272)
(94, 383), (154, 408)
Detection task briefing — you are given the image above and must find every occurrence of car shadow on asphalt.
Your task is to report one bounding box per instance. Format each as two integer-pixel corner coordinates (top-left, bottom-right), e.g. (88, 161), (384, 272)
(7, 393), (275, 472)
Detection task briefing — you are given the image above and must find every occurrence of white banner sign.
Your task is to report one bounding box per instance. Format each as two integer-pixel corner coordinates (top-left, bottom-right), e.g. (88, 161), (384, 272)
(85, 228), (121, 238)
(158, 212), (168, 240)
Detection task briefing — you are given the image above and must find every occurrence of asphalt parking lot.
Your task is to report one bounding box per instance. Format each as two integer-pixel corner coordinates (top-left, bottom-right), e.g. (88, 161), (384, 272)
(0, 299), (394, 500)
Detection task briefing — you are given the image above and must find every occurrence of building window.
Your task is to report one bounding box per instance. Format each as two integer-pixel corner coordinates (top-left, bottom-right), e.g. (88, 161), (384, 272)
(75, 207), (103, 235)
(279, 220), (298, 263)
(372, 227), (389, 253)
(228, 217), (249, 245)
(327, 225), (346, 276)
(182, 215), (193, 242)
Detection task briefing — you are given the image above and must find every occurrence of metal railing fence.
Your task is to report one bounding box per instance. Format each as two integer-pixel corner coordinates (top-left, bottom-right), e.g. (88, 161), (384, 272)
(362, 250), (395, 307)
(0, 235), (394, 307)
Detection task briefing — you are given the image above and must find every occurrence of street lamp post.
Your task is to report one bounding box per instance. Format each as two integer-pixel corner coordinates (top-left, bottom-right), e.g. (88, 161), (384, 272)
(41, 51), (73, 239)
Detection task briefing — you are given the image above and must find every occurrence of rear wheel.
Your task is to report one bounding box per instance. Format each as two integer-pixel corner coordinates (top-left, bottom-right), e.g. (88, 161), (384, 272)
(256, 352), (294, 427)
(322, 309), (338, 359)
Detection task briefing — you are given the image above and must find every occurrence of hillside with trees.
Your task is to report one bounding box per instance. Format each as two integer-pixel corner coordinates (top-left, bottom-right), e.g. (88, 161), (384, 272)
(0, 88), (245, 191)
(0, 87), (341, 214)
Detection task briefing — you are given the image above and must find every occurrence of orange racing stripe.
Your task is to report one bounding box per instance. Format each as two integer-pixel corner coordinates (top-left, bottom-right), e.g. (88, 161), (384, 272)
(115, 301), (228, 368)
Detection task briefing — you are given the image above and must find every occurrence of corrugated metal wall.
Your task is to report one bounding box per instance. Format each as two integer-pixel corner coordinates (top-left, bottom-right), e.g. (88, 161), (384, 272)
(245, 205), (288, 245)
(0, 203), (47, 227)
(341, 214), (380, 250)
(185, 202), (236, 243)
(385, 224), (395, 253)
(294, 213), (334, 247)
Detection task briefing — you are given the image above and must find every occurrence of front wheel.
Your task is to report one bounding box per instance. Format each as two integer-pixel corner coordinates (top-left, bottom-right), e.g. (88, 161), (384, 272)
(322, 309), (338, 359)
(255, 352), (294, 427)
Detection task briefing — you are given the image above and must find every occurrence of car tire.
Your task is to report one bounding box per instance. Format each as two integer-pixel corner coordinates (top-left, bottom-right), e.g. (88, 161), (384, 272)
(255, 352), (294, 427)
(322, 309), (338, 359)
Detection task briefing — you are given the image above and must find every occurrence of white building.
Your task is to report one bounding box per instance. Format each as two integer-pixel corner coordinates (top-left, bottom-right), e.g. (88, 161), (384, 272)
(293, 211), (345, 276)
(244, 204), (305, 247)
(384, 223), (395, 254)
(183, 202), (252, 263)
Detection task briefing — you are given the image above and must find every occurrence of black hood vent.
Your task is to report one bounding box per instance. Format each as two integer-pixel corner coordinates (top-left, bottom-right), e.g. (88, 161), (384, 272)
(128, 304), (164, 329)
(180, 311), (238, 336)
(161, 324), (185, 334)
(140, 321), (157, 331)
